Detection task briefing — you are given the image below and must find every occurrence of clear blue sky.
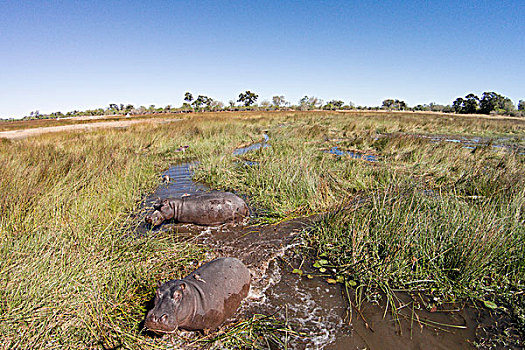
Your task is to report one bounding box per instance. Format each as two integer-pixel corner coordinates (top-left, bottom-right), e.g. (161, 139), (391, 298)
(1, 0), (523, 118)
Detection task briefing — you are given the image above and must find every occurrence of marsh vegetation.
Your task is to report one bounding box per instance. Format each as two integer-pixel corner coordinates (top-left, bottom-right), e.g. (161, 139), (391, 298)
(0, 111), (523, 348)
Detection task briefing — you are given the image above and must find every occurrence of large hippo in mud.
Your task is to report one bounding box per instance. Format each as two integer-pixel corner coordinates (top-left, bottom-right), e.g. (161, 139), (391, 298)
(145, 192), (249, 226)
(145, 257), (251, 334)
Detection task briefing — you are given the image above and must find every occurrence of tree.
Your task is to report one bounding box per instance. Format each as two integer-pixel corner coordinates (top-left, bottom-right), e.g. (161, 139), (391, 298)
(452, 94), (479, 114)
(299, 96), (322, 110)
(181, 103), (192, 112)
(479, 91), (513, 114)
(324, 100), (344, 110)
(259, 100), (271, 110)
(209, 100), (224, 111)
(237, 91), (258, 106)
(518, 100), (525, 111)
(429, 102), (445, 112)
(272, 95), (286, 108)
(191, 95), (213, 111)
(184, 92), (193, 103)
(382, 99), (395, 110)
(463, 93), (479, 114)
(396, 99), (407, 110)
(452, 97), (465, 113)
(382, 99), (406, 111)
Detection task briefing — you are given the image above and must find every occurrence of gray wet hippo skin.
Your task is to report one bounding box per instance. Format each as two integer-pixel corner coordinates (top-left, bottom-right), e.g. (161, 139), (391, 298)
(145, 192), (249, 226)
(145, 257), (251, 334)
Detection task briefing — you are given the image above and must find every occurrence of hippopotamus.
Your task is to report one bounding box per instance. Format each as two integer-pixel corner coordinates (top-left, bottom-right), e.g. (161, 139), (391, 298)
(145, 257), (251, 334)
(145, 192), (249, 226)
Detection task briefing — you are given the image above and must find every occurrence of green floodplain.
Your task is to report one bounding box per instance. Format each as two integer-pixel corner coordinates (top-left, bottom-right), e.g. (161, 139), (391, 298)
(0, 111), (524, 348)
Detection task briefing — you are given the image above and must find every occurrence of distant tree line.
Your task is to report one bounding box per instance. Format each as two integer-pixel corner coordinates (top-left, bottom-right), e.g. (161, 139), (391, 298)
(452, 92), (521, 116)
(9, 90), (523, 121)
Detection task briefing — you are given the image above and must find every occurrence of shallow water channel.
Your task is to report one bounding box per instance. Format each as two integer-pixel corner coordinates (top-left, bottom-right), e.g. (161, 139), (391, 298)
(137, 140), (493, 349)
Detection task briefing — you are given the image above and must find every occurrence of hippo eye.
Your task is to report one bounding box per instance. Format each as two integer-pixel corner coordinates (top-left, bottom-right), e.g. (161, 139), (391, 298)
(172, 290), (182, 301)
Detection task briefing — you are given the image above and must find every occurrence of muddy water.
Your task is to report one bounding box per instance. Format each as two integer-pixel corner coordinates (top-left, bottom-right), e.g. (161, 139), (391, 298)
(193, 219), (480, 349)
(133, 162), (209, 234)
(140, 159), (484, 349)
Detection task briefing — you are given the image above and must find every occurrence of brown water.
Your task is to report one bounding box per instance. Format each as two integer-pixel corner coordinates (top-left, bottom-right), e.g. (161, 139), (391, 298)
(193, 218), (483, 349)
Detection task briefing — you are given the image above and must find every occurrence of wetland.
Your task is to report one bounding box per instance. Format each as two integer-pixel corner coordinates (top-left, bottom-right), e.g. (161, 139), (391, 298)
(0, 111), (524, 349)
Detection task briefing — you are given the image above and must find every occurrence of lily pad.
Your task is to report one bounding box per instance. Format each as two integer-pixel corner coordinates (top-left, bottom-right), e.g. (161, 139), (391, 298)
(319, 267), (327, 273)
(326, 278), (337, 284)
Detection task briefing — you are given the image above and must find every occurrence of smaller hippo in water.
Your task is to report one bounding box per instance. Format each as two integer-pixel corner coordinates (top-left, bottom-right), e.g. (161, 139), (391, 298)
(145, 257), (251, 334)
(145, 192), (249, 226)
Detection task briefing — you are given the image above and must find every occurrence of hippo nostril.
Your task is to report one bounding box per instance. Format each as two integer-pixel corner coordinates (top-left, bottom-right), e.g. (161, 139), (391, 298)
(160, 314), (168, 323)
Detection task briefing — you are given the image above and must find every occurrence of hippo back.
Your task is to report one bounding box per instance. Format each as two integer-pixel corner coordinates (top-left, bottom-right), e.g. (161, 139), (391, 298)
(178, 192), (249, 225)
(179, 257), (251, 331)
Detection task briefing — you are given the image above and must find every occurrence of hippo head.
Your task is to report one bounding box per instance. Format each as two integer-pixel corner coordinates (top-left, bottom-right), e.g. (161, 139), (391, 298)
(145, 199), (175, 226)
(145, 211), (166, 226)
(145, 281), (187, 334)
